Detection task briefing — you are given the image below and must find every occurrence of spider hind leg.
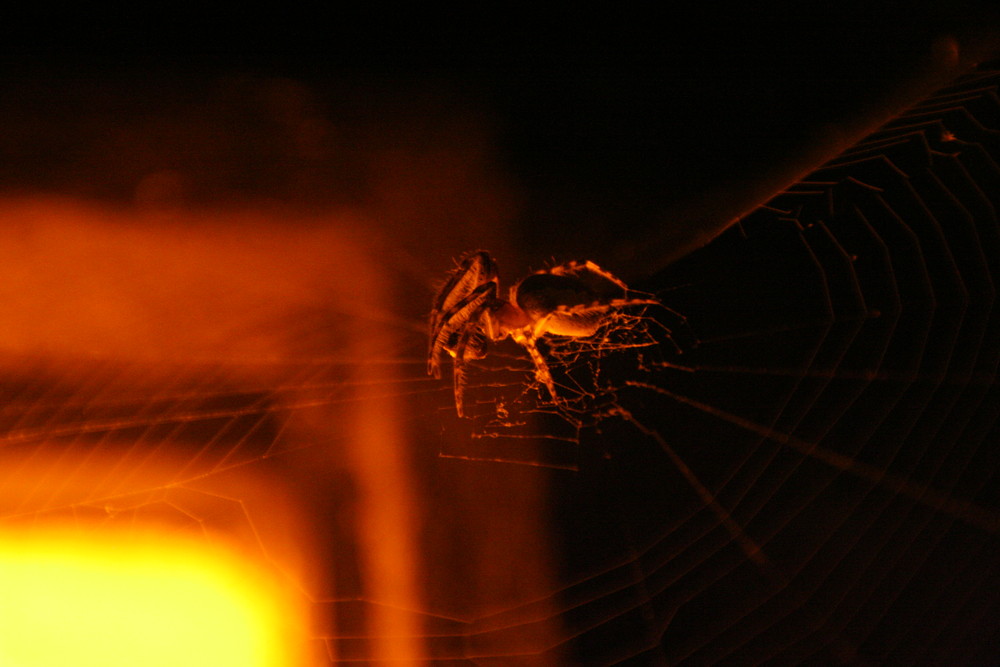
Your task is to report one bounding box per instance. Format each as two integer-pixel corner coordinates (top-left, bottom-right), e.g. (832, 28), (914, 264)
(511, 330), (561, 407)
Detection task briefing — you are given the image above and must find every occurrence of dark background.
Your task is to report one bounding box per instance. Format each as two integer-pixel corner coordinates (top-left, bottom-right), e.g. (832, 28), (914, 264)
(4, 3), (999, 276)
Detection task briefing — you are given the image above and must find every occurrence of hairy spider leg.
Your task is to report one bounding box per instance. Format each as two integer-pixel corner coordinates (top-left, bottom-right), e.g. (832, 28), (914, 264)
(450, 325), (484, 417)
(430, 251), (497, 325)
(427, 280), (498, 382)
(428, 251), (497, 371)
(549, 259), (630, 293)
(427, 260), (497, 377)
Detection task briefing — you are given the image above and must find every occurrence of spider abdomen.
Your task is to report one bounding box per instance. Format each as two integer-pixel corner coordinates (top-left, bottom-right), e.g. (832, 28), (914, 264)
(515, 273), (619, 337)
(516, 274), (599, 315)
(540, 308), (607, 337)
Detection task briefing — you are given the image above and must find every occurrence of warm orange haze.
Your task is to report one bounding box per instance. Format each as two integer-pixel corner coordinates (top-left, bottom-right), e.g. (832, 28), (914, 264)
(0, 145), (552, 662)
(0, 198), (445, 664)
(0, 65), (560, 664)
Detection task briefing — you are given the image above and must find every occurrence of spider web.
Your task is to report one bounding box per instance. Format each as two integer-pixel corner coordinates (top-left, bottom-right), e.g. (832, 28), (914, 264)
(1, 66), (999, 666)
(426, 67), (1000, 664)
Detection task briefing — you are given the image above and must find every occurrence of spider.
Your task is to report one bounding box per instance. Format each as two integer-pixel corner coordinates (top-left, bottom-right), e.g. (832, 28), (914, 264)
(428, 250), (663, 417)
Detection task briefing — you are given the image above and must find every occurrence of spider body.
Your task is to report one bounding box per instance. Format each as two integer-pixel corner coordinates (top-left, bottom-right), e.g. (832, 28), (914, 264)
(428, 251), (659, 416)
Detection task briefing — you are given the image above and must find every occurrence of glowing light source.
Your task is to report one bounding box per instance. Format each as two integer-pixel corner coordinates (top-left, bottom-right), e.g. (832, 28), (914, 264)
(0, 529), (308, 667)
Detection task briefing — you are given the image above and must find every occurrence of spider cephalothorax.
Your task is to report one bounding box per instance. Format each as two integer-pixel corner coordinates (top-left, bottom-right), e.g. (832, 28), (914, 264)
(428, 250), (660, 416)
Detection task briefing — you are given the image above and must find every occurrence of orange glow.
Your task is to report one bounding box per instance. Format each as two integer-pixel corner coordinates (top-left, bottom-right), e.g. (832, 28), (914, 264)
(0, 527), (310, 667)
(348, 269), (424, 663)
(0, 191), (555, 662)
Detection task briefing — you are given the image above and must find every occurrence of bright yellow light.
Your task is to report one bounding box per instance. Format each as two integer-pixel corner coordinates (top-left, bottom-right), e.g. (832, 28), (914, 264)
(0, 529), (308, 667)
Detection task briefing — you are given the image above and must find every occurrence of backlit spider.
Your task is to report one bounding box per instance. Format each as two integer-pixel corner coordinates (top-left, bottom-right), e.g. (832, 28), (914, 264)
(428, 250), (662, 416)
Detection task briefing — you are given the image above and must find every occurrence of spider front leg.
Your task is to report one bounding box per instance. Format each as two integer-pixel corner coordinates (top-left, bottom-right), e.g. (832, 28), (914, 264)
(428, 280), (497, 380)
(428, 251), (498, 378)
(450, 327), (488, 418)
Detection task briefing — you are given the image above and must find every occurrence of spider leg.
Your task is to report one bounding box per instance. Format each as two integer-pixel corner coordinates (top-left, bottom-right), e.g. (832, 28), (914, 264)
(427, 280), (497, 378)
(549, 259), (630, 293)
(450, 325), (483, 417)
(429, 251), (497, 345)
(511, 328), (561, 405)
